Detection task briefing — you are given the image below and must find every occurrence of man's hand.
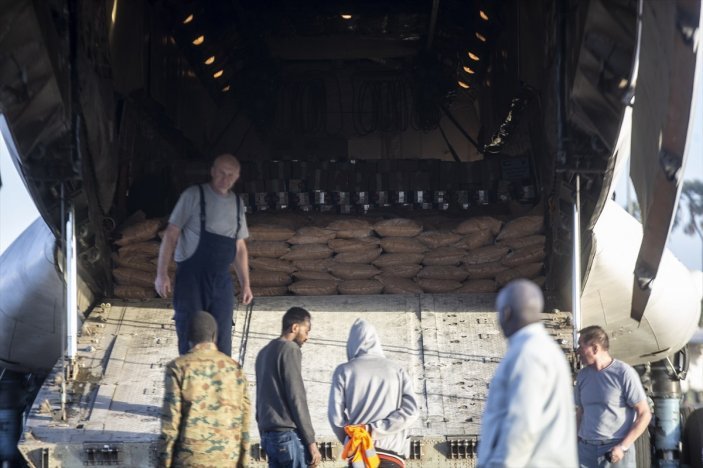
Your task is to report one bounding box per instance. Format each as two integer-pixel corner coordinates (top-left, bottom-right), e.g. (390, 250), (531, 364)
(155, 273), (172, 298)
(240, 285), (253, 305)
(307, 442), (321, 466)
(608, 445), (626, 464)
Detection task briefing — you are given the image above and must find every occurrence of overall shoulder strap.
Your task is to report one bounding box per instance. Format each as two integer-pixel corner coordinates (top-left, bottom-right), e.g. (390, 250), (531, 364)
(234, 193), (241, 239)
(198, 184), (206, 229)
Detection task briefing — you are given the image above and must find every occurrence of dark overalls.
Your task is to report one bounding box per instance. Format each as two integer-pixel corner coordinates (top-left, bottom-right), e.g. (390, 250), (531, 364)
(173, 184), (240, 356)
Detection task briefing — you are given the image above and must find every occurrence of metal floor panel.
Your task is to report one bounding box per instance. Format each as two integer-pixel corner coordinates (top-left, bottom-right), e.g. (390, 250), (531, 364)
(19, 295), (573, 467)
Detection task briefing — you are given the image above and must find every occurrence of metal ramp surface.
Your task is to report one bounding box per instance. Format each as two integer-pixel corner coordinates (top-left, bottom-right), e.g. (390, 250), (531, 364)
(19, 295), (573, 467)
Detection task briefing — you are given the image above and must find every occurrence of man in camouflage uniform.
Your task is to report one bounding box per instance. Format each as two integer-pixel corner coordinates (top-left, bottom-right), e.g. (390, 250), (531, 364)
(159, 310), (250, 467)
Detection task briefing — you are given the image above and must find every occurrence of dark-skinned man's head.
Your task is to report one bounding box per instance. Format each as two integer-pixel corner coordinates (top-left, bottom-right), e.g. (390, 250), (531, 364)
(495, 279), (544, 338)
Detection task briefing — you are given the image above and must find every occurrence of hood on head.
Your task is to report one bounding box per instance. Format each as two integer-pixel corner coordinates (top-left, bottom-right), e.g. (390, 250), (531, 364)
(347, 318), (385, 360)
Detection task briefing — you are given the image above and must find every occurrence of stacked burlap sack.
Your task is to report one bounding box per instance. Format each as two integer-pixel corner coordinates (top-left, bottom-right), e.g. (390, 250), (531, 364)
(110, 211), (545, 298)
(111, 213), (166, 300)
(247, 213), (546, 296)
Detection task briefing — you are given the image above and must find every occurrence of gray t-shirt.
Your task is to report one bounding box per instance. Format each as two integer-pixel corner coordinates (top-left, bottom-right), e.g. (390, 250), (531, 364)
(575, 359), (646, 441)
(169, 184), (249, 262)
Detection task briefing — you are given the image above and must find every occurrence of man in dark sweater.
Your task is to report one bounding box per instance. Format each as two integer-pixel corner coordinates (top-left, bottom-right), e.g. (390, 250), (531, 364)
(255, 307), (321, 467)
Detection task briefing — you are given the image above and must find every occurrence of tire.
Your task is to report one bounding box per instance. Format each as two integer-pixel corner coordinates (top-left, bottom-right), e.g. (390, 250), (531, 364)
(682, 408), (703, 468)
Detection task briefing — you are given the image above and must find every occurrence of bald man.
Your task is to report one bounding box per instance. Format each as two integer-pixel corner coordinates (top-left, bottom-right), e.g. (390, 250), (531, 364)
(156, 154), (253, 356)
(477, 279), (578, 467)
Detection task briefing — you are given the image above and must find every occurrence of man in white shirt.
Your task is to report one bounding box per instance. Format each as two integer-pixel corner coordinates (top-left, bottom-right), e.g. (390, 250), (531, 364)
(478, 279), (578, 467)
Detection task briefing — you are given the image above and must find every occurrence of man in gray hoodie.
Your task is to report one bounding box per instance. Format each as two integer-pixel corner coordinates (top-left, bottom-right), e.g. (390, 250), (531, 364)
(328, 319), (419, 468)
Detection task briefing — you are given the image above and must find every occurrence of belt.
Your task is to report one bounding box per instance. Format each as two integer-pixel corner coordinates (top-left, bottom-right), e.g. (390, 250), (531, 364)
(578, 437), (619, 446)
(263, 429), (295, 434)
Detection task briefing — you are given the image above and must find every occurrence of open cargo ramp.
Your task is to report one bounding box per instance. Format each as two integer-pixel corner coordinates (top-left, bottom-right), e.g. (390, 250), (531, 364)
(19, 295), (573, 467)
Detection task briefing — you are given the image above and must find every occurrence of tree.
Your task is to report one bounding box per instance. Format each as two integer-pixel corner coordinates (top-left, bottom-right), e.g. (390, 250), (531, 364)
(674, 180), (703, 282)
(674, 180), (703, 240)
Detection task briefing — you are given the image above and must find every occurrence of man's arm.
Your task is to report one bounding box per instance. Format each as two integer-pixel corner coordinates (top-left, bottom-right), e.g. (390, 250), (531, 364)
(233, 239), (253, 304)
(487, 354), (550, 467)
(576, 406), (583, 432)
(155, 224), (180, 298)
(280, 345), (321, 465)
(368, 368), (419, 437)
(327, 366), (348, 443)
(238, 371), (251, 468)
(159, 364), (182, 468)
(609, 400), (651, 462)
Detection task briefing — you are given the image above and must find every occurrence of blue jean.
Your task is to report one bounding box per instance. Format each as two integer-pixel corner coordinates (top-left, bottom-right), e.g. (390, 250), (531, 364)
(578, 440), (636, 468)
(261, 431), (307, 468)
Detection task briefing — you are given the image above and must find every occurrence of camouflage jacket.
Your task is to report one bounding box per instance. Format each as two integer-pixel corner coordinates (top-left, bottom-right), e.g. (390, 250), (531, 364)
(159, 342), (250, 467)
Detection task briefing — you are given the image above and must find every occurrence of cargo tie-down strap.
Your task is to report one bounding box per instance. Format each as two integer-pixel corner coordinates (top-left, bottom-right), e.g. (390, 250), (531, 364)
(237, 300), (255, 366)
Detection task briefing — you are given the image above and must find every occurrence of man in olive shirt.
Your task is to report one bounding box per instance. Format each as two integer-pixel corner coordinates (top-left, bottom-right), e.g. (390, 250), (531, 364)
(160, 310), (250, 467)
(255, 307), (321, 468)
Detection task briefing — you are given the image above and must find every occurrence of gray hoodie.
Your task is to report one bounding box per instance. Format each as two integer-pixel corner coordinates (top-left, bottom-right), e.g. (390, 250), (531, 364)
(327, 319), (419, 457)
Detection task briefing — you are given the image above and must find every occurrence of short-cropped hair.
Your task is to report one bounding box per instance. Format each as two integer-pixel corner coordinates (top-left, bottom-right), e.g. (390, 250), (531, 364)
(579, 325), (609, 350)
(189, 311), (218, 344)
(282, 307), (311, 333)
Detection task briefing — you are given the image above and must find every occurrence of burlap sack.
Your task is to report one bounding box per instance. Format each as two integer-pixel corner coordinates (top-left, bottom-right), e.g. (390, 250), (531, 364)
(417, 266), (467, 281)
(496, 262), (544, 286)
(454, 216), (502, 235)
(496, 235), (545, 250)
(115, 218), (163, 246)
(293, 271), (338, 281)
(378, 264), (422, 278)
(496, 216), (544, 241)
(373, 253), (424, 267)
(456, 280), (498, 293)
(338, 279), (384, 295)
(416, 230), (462, 249)
(326, 219), (373, 238)
(334, 248), (382, 264)
(372, 218), (423, 237)
(288, 227), (337, 245)
(289, 280), (338, 295)
(250, 257), (297, 273)
(463, 246), (510, 265)
(377, 275), (424, 294)
(380, 237), (428, 254)
(293, 258), (334, 272)
(250, 270), (292, 287)
(423, 247), (466, 266)
(281, 244), (332, 261)
(248, 224), (296, 241)
(417, 278), (461, 293)
(113, 267), (156, 288)
(251, 286), (289, 297)
(502, 244), (546, 267)
(328, 237), (381, 253)
(464, 261), (510, 280)
(112, 253), (156, 273)
(453, 230), (494, 250)
(118, 241), (161, 257)
(247, 241), (291, 258)
(148, 256), (177, 272)
(114, 285), (157, 300)
(329, 263), (380, 280)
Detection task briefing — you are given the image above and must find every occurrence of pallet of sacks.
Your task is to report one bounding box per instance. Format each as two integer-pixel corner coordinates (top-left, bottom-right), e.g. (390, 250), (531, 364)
(110, 212), (168, 300)
(246, 212), (546, 296)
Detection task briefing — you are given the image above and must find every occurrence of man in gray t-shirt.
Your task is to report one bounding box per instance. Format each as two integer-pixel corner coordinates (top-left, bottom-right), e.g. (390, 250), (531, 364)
(155, 154), (253, 356)
(575, 325), (651, 467)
